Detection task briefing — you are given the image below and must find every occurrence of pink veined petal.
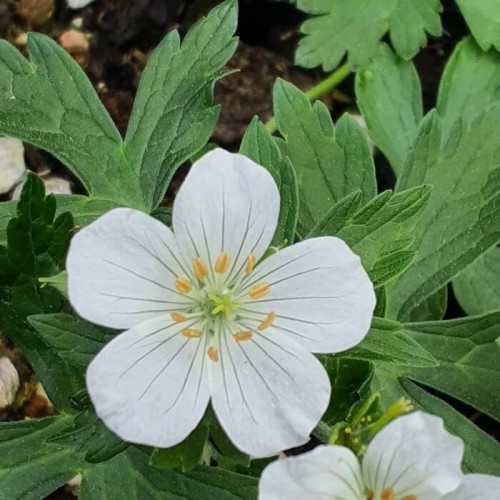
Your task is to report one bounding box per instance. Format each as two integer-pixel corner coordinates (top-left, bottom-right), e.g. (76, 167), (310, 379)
(67, 208), (191, 329)
(86, 315), (210, 447)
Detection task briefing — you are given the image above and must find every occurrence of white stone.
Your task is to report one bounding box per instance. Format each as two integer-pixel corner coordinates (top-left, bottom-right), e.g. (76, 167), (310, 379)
(12, 175), (72, 200)
(0, 137), (25, 194)
(67, 0), (95, 9)
(0, 357), (20, 409)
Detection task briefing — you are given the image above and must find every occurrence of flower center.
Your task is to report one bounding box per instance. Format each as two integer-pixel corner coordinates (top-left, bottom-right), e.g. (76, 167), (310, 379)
(171, 252), (276, 362)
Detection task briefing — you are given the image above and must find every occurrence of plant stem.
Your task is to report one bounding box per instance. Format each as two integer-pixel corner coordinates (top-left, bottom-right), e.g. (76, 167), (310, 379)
(264, 63), (351, 134)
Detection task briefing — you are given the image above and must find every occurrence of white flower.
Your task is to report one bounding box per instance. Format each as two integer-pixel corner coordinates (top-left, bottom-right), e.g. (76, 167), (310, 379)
(259, 411), (499, 499)
(67, 149), (375, 457)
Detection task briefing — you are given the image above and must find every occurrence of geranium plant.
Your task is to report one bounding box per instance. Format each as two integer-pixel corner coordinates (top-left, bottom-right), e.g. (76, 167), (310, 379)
(0, 0), (498, 498)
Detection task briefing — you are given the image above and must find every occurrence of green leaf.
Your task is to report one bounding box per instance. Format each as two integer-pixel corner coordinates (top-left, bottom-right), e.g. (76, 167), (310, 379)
(400, 379), (500, 475)
(437, 37), (500, 136)
(0, 195), (120, 247)
(456, 0), (500, 52)
(28, 313), (114, 388)
(50, 391), (128, 464)
(124, 0), (238, 208)
(405, 312), (500, 421)
(344, 317), (437, 368)
(453, 245), (500, 315)
(151, 422), (209, 472)
(293, 0), (441, 70)
(80, 447), (257, 500)
(209, 414), (251, 468)
(0, 175), (77, 411)
(0, 1), (239, 210)
(407, 286), (447, 322)
(0, 416), (81, 499)
(386, 108), (500, 320)
(0, 34), (143, 208)
(240, 118), (299, 246)
(387, 0), (442, 60)
(336, 186), (431, 287)
(273, 80), (375, 234)
(321, 358), (372, 425)
(356, 44), (423, 174)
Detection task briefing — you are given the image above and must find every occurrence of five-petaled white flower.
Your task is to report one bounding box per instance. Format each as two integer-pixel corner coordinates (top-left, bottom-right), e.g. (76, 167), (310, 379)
(259, 411), (500, 499)
(67, 149), (376, 457)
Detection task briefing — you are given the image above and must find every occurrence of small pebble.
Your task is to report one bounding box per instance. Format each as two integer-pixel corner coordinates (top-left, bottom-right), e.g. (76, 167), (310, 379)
(0, 137), (25, 195)
(12, 174), (72, 200)
(59, 29), (89, 66)
(0, 357), (20, 409)
(67, 0), (95, 9)
(16, 0), (54, 27)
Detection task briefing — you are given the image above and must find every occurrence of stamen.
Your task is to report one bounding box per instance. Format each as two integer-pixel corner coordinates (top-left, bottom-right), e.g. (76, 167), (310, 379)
(182, 328), (202, 338)
(366, 492), (374, 500)
(171, 312), (187, 323)
(244, 253), (256, 274)
(258, 311), (276, 330)
(233, 331), (253, 342)
(214, 252), (230, 274)
(207, 346), (218, 362)
(175, 277), (192, 294)
(193, 258), (208, 280)
(249, 282), (270, 299)
(402, 496), (417, 500)
(381, 488), (394, 500)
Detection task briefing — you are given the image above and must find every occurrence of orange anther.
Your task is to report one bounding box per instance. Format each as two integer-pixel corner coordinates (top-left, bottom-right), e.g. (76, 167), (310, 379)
(171, 312), (187, 323)
(214, 252), (230, 274)
(175, 278), (192, 294)
(193, 258), (208, 280)
(233, 331), (253, 342)
(381, 489), (394, 500)
(258, 311), (276, 331)
(181, 329), (202, 338)
(207, 346), (219, 362)
(249, 282), (270, 299)
(244, 254), (256, 274)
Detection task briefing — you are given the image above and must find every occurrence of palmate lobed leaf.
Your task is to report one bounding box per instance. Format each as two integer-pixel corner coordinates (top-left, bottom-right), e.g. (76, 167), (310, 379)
(405, 312), (500, 421)
(456, 0), (500, 52)
(272, 79), (376, 234)
(0, 416), (257, 500)
(293, 0), (442, 70)
(453, 245), (500, 316)
(386, 107), (500, 320)
(0, 0), (238, 211)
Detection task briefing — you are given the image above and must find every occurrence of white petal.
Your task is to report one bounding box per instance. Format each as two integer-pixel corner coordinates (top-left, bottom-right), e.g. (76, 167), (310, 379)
(443, 474), (500, 500)
(86, 316), (210, 447)
(259, 445), (364, 500)
(67, 208), (191, 329)
(362, 411), (464, 499)
(172, 149), (279, 280)
(208, 324), (330, 457)
(239, 237), (376, 354)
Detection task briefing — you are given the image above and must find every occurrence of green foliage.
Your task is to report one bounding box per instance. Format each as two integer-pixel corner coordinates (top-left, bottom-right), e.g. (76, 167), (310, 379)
(356, 44), (423, 174)
(273, 79), (375, 234)
(456, 0), (500, 52)
(400, 379), (500, 475)
(293, 0), (441, 70)
(453, 246), (500, 315)
(406, 312), (500, 421)
(437, 37), (500, 135)
(0, 0), (238, 210)
(0, 174), (76, 411)
(407, 286), (447, 322)
(124, 0), (238, 208)
(344, 317), (437, 368)
(240, 118), (299, 247)
(309, 186), (431, 287)
(386, 109), (500, 320)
